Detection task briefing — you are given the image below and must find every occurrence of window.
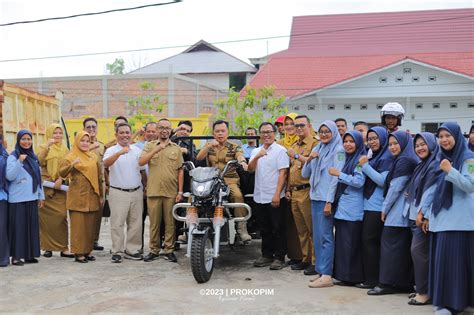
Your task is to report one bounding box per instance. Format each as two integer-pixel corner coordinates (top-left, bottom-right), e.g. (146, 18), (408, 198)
(412, 77), (420, 82)
(432, 103), (440, 109)
(395, 77), (403, 83)
(360, 104), (368, 110)
(403, 68), (412, 74)
(379, 77), (387, 83)
(415, 103), (423, 109)
(422, 123), (441, 133)
(293, 105), (300, 111)
(229, 73), (247, 92)
(327, 104), (335, 110)
(468, 102), (474, 108)
(307, 104), (315, 110)
(450, 102), (458, 108)
(344, 104), (351, 110)
(428, 76), (437, 82)
(376, 104), (384, 110)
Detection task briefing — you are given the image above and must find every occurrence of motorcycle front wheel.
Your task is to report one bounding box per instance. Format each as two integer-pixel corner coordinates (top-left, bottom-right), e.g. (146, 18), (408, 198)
(191, 228), (214, 283)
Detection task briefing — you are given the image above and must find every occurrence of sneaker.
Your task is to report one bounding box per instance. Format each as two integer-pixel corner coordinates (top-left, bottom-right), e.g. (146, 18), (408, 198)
(269, 259), (286, 270)
(308, 276), (334, 288)
(144, 252), (160, 262)
(253, 256), (273, 267)
(111, 254), (122, 263)
(124, 251), (143, 261)
(163, 252), (178, 263)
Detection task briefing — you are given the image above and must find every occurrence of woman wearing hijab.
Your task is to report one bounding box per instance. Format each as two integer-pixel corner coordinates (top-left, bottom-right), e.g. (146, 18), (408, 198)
(59, 131), (103, 263)
(468, 124), (474, 152)
(277, 112), (303, 266)
(357, 126), (393, 289)
(6, 130), (45, 266)
(428, 122), (474, 314)
(302, 120), (345, 288)
(367, 130), (419, 296)
(329, 130), (366, 286)
(404, 132), (441, 306)
(37, 124), (73, 258)
(0, 135), (9, 267)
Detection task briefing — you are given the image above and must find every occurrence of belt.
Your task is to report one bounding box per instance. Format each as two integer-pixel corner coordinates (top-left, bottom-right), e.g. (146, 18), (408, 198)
(292, 184), (310, 191)
(110, 186), (141, 192)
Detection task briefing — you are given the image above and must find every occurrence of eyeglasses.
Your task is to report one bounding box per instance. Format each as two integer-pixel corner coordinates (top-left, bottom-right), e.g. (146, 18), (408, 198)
(260, 131), (275, 135)
(158, 126), (172, 131)
(319, 130), (332, 135)
(367, 136), (379, 142)
(294, 124), (306, 129)
(85, 125), (97, 130)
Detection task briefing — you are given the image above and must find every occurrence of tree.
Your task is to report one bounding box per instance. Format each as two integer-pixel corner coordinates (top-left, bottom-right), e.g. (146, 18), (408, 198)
(127, 81), (167, 129)
(214, 86), (287, 135)
(106, 58), (125, 75)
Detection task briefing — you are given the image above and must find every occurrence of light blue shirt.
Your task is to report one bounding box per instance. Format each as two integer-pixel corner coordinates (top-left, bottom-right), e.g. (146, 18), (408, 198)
(6, 155), (44, 203)
(133, 141), (146, 150)
(361, 164), (388, 212)
(242, 143), (257, 159)
(428, 159), (474, 232)
(301, 147), (345, 203)
(405, 184), (437, 221)
(0, 188), (7, 201)
(382, 175), (411, 227)
(334, 168), (366, 221)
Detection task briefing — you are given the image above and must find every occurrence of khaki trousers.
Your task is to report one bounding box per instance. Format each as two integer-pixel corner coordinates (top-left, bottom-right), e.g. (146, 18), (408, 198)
(225, 178), (247, 218)
(291, 190), (315, 264)
(147, 196), (175, 254)
(108, 187), (143, 254)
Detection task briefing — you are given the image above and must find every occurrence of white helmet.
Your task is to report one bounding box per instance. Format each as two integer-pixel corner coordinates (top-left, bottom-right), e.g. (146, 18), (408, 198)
(380, 102), (405, 126)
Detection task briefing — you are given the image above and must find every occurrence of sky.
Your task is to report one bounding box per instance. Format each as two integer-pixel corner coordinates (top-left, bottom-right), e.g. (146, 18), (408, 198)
(0, 0), (472, 79)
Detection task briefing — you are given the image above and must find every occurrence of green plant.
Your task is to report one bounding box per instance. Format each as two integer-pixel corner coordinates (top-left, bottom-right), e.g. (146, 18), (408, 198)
(127, 81), (166, 130)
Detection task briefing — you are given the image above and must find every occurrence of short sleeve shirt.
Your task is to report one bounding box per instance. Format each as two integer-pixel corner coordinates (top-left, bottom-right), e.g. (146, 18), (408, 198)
(103, 144), (145, 189)
(141, 140), (183, 198)
(289, 136), (318, 187)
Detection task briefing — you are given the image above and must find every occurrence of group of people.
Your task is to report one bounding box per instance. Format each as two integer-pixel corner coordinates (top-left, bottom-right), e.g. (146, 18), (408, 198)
(0, 101), (473, 315)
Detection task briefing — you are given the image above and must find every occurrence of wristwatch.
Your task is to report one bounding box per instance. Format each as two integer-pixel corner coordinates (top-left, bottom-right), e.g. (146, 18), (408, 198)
(294, 154), (300, 160)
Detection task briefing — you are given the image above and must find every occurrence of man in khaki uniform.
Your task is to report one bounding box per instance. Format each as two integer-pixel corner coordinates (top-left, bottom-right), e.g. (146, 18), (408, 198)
(83, 117), (106, 251)
(286, 115), (318, 275)
(139, 118), (183, 263)
(196, 120), (251, 242)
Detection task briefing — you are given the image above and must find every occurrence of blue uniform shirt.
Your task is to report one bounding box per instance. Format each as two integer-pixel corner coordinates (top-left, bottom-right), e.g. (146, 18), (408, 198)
(405, 184), (437, 221)
(6, 155), (44, 203)
(242, 144), (257, 159)
(334, 167), (366, 221)
(361, 163), (388, 212)
(428, 159), (474, 232)
(381, 175), (411, 227)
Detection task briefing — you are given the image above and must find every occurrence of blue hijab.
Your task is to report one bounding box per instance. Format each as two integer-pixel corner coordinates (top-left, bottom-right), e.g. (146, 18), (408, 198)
(0, 135), (8, 192)
(469, 125), (474, 152)
(363, 126), (393, 199)
(334, 130), (367, 204)
(310, 120), (343, 190)
(11, 130), (42, 193)
(405, 132), (441, 207)
(432, 122), (474, 216)
(383, 131), (419, 197)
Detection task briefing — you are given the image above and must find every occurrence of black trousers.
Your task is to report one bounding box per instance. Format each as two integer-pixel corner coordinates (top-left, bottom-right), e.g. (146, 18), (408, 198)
(361, 210), (384, 285)
(410, 220), (430, 295)
(141, 198), (148, 250)
(256, 198), (287, 261)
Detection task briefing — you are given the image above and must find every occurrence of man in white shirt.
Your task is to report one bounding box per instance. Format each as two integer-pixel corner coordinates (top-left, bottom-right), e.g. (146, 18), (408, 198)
(248, 122), (289, 270)
(104, 123), (146, 263)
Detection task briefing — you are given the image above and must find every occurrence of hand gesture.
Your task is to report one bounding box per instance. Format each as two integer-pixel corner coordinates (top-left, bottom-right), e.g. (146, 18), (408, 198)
(240, 161), (248, 171)
(18, 154), (27, 162)
(89, 142), (100, 151)
(120, 146), (130, 155)
(180, 147), (188, 155)
(440, 159), (452, 173)
(256, 148), (267, 158)
(359, 155), (369, 166)
(287, 148), (295, 158)
(47, 138), (56, 147)
(328, 167), (340, 177)
(156, 139), (170, 152)
(209, 140), (220, 148)
(72, 157), (81, 166)
(308, 151), (319, 162)
(323, 202), (332, 216)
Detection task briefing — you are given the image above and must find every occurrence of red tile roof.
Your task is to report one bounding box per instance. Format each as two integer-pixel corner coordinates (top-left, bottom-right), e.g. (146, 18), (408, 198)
(247, 9), (474, 98)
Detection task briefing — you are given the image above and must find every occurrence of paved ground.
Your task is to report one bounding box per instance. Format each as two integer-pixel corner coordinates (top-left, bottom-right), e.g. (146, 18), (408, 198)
(0, 220), (433, 314)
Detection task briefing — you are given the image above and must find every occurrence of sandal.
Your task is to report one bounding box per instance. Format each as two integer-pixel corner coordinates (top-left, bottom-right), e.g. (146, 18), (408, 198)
(85, 255), (96, 261)
(75, 256), (88, 263)
(12, 259), (24, 266)
(408, 293), (417, 299)
(43, 251), (53, 258)
(408, 298), (432, 306)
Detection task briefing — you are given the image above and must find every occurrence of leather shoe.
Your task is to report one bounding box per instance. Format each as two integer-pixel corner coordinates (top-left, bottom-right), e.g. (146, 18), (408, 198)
(144, 252), (160, 262)
(85, 255), (96, 261)
(93, 242), (104, 251)
(367, 286), (397, 296)
(43, 251), (52, 258)
(75, 256), (88, 263)
(25, 258), (38, 264)
(287, 259), (301, 266)
(291, 262), (310, 270)
(355, 283), (376, 289)
(304, 264), (317, 275)
(60, 252), (75, 258)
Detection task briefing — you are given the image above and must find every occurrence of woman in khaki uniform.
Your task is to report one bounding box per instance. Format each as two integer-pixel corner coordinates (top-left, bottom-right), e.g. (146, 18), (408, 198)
(59, 131), (103, 263)
(37, 124), (74, 258)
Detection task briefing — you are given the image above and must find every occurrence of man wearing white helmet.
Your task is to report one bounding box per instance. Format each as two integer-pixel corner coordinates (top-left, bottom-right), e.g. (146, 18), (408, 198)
(380, 102), (405, 133)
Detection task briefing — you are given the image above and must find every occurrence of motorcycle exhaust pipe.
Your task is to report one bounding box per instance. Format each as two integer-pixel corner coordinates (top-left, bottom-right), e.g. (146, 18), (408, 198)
(212, 206), (225, 258)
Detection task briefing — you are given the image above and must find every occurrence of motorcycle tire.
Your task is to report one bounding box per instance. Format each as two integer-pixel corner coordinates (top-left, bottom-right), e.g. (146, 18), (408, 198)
(191, 229), (214, 283)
